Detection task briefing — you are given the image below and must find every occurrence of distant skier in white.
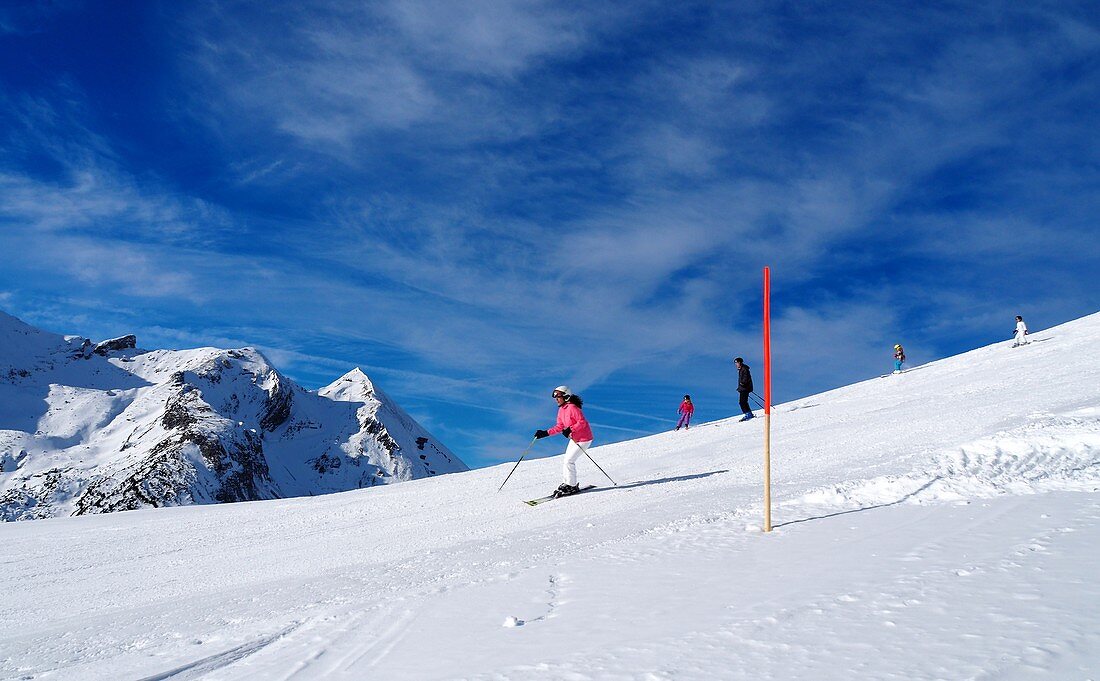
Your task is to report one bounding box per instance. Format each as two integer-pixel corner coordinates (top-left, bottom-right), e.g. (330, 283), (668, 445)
(1013, 315), (1030, 347)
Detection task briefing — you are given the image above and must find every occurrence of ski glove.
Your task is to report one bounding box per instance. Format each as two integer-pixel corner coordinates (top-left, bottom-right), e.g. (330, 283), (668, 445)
(534, 429), (550, 439)
(562, 427), (572, 438)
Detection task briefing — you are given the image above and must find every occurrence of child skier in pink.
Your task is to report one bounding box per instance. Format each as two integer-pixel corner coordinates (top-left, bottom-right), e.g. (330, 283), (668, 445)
(534, 385), (594, 497)
(676, 395), (694, 430)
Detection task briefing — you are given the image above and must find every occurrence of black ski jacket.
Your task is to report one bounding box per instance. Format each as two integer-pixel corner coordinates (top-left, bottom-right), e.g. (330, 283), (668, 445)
(737, 364), (754, 393)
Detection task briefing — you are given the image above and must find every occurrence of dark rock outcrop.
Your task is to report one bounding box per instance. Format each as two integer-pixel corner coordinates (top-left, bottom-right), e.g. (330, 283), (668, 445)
(93, 335), (137, 356)
(260, 374), (293, 432)
(75, 421), (274, 515)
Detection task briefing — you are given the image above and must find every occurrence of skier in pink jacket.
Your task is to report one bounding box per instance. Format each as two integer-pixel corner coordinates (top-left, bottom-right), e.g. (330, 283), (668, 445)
(675, 395), (694, 430)
(534, 385), (594, 497)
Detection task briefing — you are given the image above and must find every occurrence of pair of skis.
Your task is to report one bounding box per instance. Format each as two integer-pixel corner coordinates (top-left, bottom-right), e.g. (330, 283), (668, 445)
(498, 435), (617, 506)
(523, 484), (596, 506)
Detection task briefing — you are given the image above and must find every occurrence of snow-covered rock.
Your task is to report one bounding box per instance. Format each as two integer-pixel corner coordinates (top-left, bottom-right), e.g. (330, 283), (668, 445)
(0, 310), (466, 521)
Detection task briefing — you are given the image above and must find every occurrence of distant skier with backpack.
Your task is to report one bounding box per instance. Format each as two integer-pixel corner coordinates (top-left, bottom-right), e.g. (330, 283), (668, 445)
(676, 395), (694, 430)
(534, 386), (594, 497)
(1013, 315), (1030, 347)
(733, 358), (754, 421)
(893, 344), (906, 374)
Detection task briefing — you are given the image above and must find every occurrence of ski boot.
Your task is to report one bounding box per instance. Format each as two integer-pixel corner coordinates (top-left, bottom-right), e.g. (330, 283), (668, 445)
(552, 483), (580, 498)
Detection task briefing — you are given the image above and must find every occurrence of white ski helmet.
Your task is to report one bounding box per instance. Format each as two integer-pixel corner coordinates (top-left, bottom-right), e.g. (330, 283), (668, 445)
(552, 385), (572, 398)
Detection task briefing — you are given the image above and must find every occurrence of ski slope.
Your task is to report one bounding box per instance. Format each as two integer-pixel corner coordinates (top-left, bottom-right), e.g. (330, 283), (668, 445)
(2, 313), (1099, 680)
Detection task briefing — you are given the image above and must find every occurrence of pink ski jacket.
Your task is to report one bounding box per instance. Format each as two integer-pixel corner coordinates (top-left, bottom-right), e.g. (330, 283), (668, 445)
(678, 400), (694, 415)
(547, 402), (594, 442)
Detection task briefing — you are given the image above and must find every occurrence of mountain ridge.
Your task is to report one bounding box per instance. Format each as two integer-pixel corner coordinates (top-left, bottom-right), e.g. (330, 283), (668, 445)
(0, 311), (466, 521)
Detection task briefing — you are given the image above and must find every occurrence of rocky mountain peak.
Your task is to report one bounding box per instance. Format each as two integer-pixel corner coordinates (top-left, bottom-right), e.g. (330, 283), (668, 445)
(0, 312), (467, 521)
(320, 367), (376, 403)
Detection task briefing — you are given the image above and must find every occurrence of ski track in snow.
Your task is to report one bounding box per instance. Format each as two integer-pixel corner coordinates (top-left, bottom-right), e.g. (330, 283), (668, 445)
(135, 623), (302, 681)
(296, 603), (419, 677)
(2, 316), (1100, 678)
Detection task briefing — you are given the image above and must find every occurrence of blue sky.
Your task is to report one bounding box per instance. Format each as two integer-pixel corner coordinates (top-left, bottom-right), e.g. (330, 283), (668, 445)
(2, 1), (1098, 468)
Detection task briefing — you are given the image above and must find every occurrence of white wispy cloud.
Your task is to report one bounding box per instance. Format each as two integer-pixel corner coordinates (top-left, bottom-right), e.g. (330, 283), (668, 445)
(3, 0), (1097, 465)
(179, 1), (621, 150)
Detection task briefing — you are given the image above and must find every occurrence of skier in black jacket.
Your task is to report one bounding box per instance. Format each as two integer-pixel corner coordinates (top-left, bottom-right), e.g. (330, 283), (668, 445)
(734, 357), (755, 421)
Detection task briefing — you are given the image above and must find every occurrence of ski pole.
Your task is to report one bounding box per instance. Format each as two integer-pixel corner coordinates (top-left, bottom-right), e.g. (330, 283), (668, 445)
(750, 392), (766, 408)
(570, 437), (617, 486)
(498, 437), (538, 492)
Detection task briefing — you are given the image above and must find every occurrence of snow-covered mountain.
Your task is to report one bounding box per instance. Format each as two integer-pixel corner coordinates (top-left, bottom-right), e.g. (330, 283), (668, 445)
(0, 310), (465, 521)
(2, 312), (1099, 679)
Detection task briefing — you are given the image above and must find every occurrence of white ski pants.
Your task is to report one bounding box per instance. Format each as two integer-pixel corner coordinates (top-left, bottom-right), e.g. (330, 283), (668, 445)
(1014, 329), (1029, 346)
(563, 439), (593, 486)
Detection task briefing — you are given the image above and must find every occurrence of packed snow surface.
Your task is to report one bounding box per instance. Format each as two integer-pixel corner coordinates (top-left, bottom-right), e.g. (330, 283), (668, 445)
(2, 313), (1099, 679)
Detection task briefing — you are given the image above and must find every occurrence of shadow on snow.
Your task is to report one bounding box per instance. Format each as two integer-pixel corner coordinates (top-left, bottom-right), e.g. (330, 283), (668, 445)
(596, 469), (729, 492)
(773, 476), (941, 529)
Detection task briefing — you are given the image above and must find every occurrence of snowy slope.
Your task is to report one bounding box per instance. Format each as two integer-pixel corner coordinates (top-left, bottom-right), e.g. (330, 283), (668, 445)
(2, 312), (1098, 679)
(0, 311), (465, 521)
